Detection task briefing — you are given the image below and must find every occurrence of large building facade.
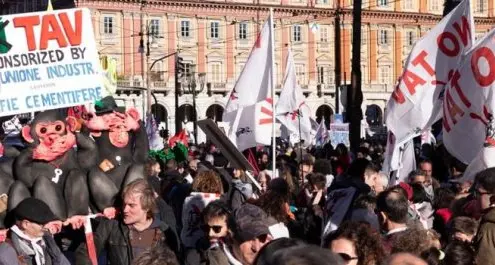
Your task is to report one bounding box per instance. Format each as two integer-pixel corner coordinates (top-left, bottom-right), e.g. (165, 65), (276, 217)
(4, 0), (495, 139)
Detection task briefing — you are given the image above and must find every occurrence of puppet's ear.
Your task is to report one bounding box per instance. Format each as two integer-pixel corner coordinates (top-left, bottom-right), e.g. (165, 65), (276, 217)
(66, 116), (79, 132)
(22, 126), (34, 143)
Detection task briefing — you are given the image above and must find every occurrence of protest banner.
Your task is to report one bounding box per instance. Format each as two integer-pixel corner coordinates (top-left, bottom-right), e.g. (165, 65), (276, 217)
(442, 28), (495, 164)
(0, 8), (103, 117)
(330, 123), (350, 147)
(385, 0), (474, 142)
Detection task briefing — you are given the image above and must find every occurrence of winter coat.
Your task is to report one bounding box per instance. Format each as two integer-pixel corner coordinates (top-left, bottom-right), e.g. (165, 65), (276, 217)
(0, 231), (70, 265)
(75, 218), (180, 265)
(229, 180), (252, 211)
(199, 246), (229, 265)
(475, 207), (495, 265)
(181, 192), (221, 248)
(156, 198), (178, 237)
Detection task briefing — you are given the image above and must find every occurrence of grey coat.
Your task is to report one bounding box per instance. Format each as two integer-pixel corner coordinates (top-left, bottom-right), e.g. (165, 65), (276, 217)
(0, 231), (70, 265)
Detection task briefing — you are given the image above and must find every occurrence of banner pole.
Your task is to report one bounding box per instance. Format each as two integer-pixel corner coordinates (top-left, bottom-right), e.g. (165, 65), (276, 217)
(270, 8), (276, 175)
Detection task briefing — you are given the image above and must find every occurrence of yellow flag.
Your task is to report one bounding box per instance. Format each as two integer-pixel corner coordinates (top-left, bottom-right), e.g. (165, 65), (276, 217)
(47, 0), (53, 11)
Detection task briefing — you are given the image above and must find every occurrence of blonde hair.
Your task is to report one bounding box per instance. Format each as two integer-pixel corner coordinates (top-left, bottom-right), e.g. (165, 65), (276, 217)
(122, 179), (157, 219)
(192, 170), (224, 194)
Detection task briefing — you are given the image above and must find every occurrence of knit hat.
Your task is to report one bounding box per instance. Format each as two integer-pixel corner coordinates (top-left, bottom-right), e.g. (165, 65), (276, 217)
(14, 198), (58, 225)
(233, 204), (270, 243)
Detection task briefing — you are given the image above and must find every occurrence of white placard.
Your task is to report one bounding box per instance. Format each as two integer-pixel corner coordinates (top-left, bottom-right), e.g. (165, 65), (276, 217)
(0, 8), (103, 117)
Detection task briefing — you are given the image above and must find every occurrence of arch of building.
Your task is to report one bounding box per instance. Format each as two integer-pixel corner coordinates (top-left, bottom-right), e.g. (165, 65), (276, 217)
(365, 104), (383, 126)
(315, 104), (334, 128)
(206, 104), (225, 122)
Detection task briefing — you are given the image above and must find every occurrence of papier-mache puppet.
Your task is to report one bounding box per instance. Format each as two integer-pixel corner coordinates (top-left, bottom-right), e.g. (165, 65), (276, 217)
(84, 96), (149, 215)
(10, 110), (98, 227)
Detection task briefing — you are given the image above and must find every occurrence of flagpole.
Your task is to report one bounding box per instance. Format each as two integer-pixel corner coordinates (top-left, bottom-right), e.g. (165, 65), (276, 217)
(270, 8), (276, 175)
(298, 110), (303, 160)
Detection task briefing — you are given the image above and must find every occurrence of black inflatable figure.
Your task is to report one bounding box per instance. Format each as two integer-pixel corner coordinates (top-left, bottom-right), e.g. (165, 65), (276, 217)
(0, 141), (20, 228)
(84, 96), (149, 212)
(11, 110), (97, 223)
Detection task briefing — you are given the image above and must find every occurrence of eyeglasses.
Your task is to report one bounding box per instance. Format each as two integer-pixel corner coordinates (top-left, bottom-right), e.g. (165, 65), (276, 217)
(337, 253), (359, 262)
(202, 225), (223, 234)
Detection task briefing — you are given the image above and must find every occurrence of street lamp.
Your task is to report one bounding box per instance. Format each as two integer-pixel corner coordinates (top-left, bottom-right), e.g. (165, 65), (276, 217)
(183, 71), (206, 145)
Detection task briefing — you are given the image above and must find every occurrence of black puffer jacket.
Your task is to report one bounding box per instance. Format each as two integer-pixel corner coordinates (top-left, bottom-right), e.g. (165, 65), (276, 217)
(75, 217), (180, 265)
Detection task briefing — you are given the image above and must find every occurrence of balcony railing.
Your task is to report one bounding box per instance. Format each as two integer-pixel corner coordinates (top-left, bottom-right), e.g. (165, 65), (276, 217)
(117, 80), (168, 90)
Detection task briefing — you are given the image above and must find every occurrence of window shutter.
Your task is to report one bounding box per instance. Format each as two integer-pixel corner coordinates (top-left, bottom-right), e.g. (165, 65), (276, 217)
(177, 20), (181, 38)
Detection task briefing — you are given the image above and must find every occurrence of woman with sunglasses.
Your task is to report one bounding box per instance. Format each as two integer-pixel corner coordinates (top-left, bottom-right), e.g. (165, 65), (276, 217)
(326, 221), (386, 265)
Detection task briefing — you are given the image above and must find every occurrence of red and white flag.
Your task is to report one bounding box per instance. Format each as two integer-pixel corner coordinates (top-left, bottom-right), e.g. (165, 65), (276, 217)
(385, 0), (474, 143)
(224, 15), (275, 114)
(276, 50), (313, 146)
(224, 99), (274, 151)
(442, 28), (495, 164)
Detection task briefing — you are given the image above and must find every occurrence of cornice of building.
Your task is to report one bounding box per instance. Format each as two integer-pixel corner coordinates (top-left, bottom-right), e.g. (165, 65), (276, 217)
(81, 0), (495, 24)
(80, 0), (336, 15)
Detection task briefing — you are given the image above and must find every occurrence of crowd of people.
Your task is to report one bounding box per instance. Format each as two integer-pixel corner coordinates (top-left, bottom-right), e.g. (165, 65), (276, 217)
(0, 136), (490, 265)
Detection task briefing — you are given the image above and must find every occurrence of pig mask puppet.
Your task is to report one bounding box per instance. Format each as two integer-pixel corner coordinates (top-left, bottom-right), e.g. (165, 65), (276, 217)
(85, 108), (140, 148)
(21, 112), (77, 162)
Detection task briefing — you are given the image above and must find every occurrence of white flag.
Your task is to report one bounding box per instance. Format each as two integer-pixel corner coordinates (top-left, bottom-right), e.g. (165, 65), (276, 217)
(224, 16), (275, 114)
(393, 139), (416, 185)
(385, 0), (474, 142)
(315, 119), (329, 147)
(276, 50), (313, 146)
(224, 99), (273, 151)
(459, 144), (495, 184)
(382, 131), (398, 173)
(443, 28), (495, 164)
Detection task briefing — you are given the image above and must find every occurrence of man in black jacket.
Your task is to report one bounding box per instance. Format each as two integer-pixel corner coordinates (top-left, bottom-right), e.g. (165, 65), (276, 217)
(75, 179), (180, 265)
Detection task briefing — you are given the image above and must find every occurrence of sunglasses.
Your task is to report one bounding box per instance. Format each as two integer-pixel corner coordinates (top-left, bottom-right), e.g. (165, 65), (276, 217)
(474, 190), (492, 198)
(337, 253), (358, 262)
(202, 225), (223, 234)
(256, 234), (269, 244)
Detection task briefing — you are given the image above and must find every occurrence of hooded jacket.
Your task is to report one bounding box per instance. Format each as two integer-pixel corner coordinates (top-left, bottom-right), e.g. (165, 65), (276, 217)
(229, 180), (253, 211)
(476, 207), (495, 265)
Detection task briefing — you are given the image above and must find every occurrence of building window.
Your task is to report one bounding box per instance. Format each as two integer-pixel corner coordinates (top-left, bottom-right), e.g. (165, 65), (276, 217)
(181, 20), (190, 38)
(406, 30), (416, 46)
(476, 0), (486, 12)
(320, 27), (328, 42)
(379, 66), (390, 84)
(476, 32), (486, 41)
(361, 28), (367, 45)
(103, 16), (113, 35)
(317, 65), (330, 84)
(429, 0), (439, 11)
(237, 62), (245, 79)
(239, 22), (248, 40)
(210, 63), (222, 83)
(150, 19), (160, 37)
(210, 21), (220, 39)
(295, 64), (306, 84)
(379, 29), (389, 45)
(403, 0), (413, 9)
(184, 62), (193, 77)
(293, 25), (302, 42)
(378, 0), (388, 7)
